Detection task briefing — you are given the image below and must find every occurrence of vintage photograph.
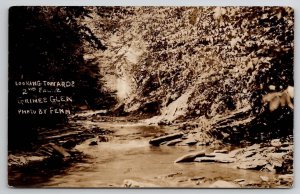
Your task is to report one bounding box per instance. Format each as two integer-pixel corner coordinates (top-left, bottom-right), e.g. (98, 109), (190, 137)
(8, 6), (294, 188)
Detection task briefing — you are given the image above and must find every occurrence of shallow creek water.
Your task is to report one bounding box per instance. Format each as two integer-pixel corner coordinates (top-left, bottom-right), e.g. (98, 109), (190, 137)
(33, 121), (277, 188)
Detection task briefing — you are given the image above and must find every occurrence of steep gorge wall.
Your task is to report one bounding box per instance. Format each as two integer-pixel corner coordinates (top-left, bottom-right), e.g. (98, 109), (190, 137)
(84, 7), (294, 126)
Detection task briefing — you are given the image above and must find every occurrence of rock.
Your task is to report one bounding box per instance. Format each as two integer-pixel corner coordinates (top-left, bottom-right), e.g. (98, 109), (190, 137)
(209, 180), (240, 188)
(271, 139), (282, 147)
(190, 176), (205, 181)
(267, 152), (285, 167)
(278, 174), (293, 186)
(149, 132), (184, 146)
(98, 135), (109, 142)
(278, 174), (293, 182)
(281, 142), (291, 147)
(166, 172), (182, 177)
(236, 159), (268, 170)
(165, 139), (182, 146)
(158, 119), (171, 125)
(242, 150), (257, 158)
(122, 179), (159, 188)
(214, 149), (229, 154)
(89, 141), (98, 146)
(261, 164), (276, 173)
(184, 138), (198, 145)
(233, 179), (245, 183)
(277, 152), (293, 174)
(260, 176), (269, 182)
(26, 156), (46, 163)
(8, 155), (27, 167)
(42, 143), (71, 159)
(278, 145), (293, 152)
(194, 157), (216, 162)
(203, 153), (216, 157)
(197, 141), (209, 146)
(181, 135), (188, 140)
(247, 144), (260, 151)
(8, 155), (49, 168)
(195, 155), (235, 163)
(228, 148), (243, 158)
(61, 139), (77, 149)
(175, 151), (205, 163)
(19, 156), (26, 164)
(177, 134), (198, 146)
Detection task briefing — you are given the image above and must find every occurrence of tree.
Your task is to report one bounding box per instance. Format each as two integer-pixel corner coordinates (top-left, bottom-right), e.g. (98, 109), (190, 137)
(8, 7), (113, 150)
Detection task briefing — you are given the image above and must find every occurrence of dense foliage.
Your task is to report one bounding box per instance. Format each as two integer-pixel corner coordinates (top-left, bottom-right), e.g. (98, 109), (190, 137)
(8, 7), (114, 149)
(87, 7), (294, 140)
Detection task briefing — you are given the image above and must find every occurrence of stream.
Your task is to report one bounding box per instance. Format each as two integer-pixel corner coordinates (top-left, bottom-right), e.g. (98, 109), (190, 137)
(22, 120), (276, 188)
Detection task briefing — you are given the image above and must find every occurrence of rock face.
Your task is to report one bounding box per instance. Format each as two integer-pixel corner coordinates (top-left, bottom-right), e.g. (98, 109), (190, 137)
(175, 151), (205, 163)
(149, 132), (184, 146)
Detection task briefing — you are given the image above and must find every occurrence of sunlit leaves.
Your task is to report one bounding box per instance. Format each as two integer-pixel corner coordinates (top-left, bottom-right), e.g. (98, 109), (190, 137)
(82, 7), (293, 117)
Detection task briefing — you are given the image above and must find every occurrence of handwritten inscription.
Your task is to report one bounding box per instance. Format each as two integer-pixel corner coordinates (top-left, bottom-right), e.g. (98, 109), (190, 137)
(14, 80), (75, 115)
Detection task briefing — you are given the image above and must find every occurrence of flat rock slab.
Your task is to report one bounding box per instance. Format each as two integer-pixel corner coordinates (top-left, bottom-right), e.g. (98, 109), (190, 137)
(194, 156), (235, 163)
(149, 132), (184, 146)
(236, 160), (268, 170)
(175, 151), (205, 163)
(214, 149), (229, 154)
(165, 139), (183, 146)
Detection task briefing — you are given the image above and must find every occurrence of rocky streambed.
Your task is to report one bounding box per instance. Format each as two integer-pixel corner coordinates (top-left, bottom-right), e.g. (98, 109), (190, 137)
(8, 111), (293, 188)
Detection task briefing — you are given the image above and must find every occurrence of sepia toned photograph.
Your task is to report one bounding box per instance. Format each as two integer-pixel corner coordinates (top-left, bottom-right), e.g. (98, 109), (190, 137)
(8, 6), (294, 188)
